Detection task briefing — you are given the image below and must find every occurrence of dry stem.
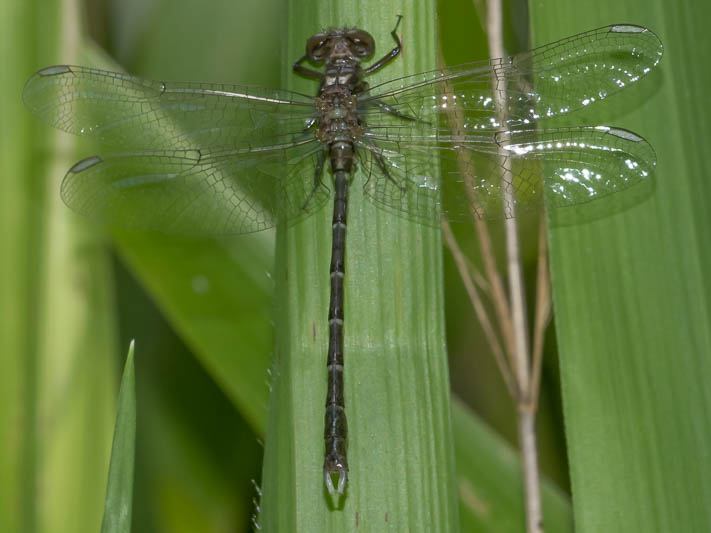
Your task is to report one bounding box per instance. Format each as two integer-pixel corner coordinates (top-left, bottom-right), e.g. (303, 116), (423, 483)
(486, 1), (543, 531)
(438, 7), (552, 530)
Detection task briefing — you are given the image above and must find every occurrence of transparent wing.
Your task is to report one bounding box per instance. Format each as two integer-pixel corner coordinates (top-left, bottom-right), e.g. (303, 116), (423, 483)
(360, 25), (663, 133)
(359, 126), (656, 224)
(23, 65), (316, 150)
(60, 140), (330, 235)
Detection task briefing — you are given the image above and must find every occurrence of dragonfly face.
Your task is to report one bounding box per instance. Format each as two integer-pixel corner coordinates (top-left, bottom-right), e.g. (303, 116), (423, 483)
(305, 28), (375, 63)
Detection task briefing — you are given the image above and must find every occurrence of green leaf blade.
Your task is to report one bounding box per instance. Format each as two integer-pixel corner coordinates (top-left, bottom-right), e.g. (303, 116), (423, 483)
(531, 2), (711, 532)
(101, 341), (137, 533)
(258, 2), (460, 531)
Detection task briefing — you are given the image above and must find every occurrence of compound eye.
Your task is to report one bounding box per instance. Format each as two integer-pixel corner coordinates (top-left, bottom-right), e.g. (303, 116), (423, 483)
(306, 34), (328, 61)
(348, 30), (374, 57)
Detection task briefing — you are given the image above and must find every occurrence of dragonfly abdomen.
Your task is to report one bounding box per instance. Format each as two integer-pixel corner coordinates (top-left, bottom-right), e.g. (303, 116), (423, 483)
(324, 168), (349, 495)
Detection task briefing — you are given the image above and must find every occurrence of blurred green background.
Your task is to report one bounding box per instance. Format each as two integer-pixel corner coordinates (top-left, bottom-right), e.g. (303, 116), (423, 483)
(3, 0), (710, 531)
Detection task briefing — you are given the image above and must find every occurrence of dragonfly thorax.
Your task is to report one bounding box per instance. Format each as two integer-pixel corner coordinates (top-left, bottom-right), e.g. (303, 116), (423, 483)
(315, 90), (363, 145)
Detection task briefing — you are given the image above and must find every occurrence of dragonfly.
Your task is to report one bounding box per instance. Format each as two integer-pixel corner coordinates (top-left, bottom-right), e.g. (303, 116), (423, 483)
(23, 19), (662, 495)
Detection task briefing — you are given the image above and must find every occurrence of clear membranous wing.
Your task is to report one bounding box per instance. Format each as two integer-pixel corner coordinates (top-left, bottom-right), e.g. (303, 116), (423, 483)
(60, 139), (329, 235)
(359, 25), (663, 135)
(23, 65), (317, 151)
(23, 25), (662, 233)
(360, 126), (656, 223)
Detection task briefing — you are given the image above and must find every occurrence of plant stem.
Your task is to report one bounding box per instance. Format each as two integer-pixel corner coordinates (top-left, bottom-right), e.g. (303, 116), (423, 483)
(486, 1), (544, 532)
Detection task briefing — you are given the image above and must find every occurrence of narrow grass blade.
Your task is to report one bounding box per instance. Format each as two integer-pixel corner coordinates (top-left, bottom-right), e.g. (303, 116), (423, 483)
(101, 342), (137, 533)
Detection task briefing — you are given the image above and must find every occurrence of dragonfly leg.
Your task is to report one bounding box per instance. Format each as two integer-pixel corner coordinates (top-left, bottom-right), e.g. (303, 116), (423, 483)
(372, 100), (418, 122)
(302, 150), (326, 210)
(293, 54), (324, 80)
(364, 15), (403, 75)
(373, 150), (406, 193)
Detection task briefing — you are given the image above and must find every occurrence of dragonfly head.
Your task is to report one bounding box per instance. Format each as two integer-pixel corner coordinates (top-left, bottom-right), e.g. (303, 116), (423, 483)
(306, 28), (375, 63)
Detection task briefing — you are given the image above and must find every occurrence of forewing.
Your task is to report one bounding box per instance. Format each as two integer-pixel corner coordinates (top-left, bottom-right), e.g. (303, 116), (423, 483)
(360, 126), (656, 222)
(60, 140), (329, 235)
(360, 25), (663, 133)
(23, 65), (316, 150)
